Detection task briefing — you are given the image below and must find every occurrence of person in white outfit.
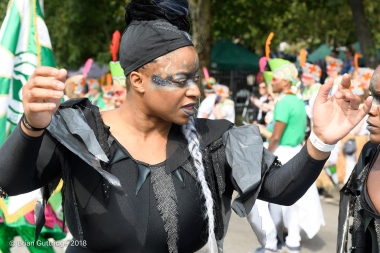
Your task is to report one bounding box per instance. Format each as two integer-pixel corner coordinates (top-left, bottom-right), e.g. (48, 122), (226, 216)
(248, 59), (324, 253)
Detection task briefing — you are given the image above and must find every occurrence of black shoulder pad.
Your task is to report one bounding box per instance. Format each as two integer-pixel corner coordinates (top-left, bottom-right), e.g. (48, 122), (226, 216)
(59, 98), (92, 108)
(195, 119), (233, 148)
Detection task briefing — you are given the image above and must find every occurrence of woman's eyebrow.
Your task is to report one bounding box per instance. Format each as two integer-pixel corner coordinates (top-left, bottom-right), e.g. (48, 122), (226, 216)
(172, 68), (200, 76)
(369, 88), (380, 101)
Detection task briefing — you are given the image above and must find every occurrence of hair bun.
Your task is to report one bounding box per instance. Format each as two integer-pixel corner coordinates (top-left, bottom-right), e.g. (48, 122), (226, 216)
(125, 0), (190, 32)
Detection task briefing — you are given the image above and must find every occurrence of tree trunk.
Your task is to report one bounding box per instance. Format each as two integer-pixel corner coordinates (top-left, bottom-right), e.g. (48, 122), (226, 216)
(189, 0), (212, 70)
(348, 0), (378, 68)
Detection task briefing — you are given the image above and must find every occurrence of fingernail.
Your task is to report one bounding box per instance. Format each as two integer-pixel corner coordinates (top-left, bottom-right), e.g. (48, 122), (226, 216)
(52, 69), (59, 75)
(48, 103), (56, 109)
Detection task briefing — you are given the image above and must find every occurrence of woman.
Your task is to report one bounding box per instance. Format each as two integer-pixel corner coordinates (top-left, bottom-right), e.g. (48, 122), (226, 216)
(337, 65), (380, 253)
(0, 1), (370, 253)
(251, 82), (274, 125)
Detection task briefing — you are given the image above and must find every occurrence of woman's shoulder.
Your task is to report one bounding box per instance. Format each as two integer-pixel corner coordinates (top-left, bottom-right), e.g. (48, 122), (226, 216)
(360, 141), (378, 162)
(194, 119), (264, 149)
(194, 118), (233, 147)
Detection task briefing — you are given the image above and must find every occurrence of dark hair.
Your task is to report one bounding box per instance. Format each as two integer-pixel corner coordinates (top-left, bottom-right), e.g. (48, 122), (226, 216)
(125, 0), (190, 32)
(345, 45), (355, 56)
(331, 49), (339, 57)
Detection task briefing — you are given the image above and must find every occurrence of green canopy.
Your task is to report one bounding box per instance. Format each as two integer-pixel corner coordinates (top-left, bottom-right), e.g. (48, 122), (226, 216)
(339, 41), (380, 61)
(211, 39), (260, 71)
(307, 44), (331, 63)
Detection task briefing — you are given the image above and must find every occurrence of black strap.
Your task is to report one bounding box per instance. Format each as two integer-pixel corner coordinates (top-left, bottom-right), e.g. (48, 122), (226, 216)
(21, 114), (47, 131)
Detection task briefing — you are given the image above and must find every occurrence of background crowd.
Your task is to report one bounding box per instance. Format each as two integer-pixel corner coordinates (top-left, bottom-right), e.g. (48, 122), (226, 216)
(0, 0), (379, 253)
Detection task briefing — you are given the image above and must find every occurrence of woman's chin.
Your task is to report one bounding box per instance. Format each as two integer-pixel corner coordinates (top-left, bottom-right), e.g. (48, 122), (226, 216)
(172, 115), (192, 126)
(369, 135), (380, 145)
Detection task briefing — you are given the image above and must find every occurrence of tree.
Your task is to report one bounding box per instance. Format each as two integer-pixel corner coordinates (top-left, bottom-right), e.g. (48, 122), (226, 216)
(189, 0), (212, 69)
(212, 0), (355, 54)
(1, 1), (380, 69)
(43, 0), (129, 69)
(349, 0), (378, 68)
(0, 1), (9, 27)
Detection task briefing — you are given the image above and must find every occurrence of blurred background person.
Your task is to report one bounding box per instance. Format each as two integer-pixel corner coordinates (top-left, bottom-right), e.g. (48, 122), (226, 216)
(197, 77), (217, 118)
(341, 45), (355, 74)
(85, 78), (106, 110)
(109, 30), (127, 109)
(336, 66), (372, 185)
(325, 56), (344, 95)
(249, 59), (324, 253)
(300, 62), (335, 198)
(211, 84), (235, 123)
(250, 82), (275, 143)
(250, 82), (274, 125)
(109, 62), (127, 109)
(301, 63), (322, 121)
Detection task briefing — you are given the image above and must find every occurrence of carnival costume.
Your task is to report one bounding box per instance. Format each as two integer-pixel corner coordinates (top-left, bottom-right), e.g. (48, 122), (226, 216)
(325, 56), (344, 96)
(0, 1), (329, 253)
(338, 141), (380, 253)
(249, 59), (324, 253)
(109, 32), (126, 88)
(301, 62), (322, 120)
(0, 97), (327, 253)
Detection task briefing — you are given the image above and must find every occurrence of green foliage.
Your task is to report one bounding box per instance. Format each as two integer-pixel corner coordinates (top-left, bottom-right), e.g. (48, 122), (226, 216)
(1, 0), (379, 68)
(0, 1), (9, 27)
(363, 0), (380, 47)
(43, 0), (129, 69)
(212, 0), (360, 53)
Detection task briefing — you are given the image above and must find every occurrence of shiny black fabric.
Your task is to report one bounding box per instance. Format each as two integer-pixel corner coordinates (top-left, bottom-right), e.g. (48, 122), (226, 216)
(0, 99), (328, 253)
(338, 141), (380, 253)
(63, 140), (208, 253)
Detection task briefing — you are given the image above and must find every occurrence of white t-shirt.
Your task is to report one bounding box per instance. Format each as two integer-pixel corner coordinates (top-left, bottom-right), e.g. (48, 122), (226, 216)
(197, 95), (235, 123)
(208, 99), (235, 123)
(197, 94), (217, 118)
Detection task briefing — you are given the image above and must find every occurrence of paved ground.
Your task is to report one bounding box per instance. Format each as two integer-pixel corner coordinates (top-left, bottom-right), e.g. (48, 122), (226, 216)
(11, 194), (341, 253)
(222, 198), (339, 253)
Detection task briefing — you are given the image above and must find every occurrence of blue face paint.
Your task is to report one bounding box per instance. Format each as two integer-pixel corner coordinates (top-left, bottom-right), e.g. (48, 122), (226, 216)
(152, 75), (174, 87)
(151, 74), (200, 89)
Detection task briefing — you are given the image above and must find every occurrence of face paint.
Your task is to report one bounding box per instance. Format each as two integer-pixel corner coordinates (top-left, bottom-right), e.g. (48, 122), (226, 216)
(164, 61), (172, 73)
(148, 48), (200, 91)
(369, 73), (380, 103)
(150, 73), (200, 91)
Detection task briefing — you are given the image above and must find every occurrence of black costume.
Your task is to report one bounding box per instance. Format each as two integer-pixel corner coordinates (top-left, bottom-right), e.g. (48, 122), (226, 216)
(338, 141), (380, 253)
(0, 98), (328, 253)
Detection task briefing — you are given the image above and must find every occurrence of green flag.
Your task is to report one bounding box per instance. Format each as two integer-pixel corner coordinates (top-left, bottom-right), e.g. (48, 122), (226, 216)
(0, 0), (55, 145)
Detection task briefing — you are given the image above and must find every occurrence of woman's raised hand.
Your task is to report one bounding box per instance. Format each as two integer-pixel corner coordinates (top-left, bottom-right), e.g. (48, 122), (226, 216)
(22, 67), (67, 131)
(312, 73), (372, 144)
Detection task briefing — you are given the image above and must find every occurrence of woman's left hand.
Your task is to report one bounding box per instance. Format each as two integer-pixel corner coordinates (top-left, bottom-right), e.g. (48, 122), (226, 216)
(312, 73), (372, 144)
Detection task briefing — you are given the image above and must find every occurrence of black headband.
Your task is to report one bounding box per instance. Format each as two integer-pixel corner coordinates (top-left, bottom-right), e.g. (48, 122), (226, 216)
(120, 19), (194, 76)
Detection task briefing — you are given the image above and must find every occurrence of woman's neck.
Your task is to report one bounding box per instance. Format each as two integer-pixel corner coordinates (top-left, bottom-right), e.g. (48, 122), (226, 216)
(102, 100), (172, 140)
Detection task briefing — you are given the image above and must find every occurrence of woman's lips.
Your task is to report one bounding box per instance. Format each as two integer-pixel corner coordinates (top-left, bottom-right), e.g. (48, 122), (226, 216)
(367, 121), (378, 131)
(181, 103), (196, 116)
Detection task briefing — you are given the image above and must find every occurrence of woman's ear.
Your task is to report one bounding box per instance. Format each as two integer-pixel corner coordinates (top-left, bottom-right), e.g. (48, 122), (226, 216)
(130, 71), (145, 94)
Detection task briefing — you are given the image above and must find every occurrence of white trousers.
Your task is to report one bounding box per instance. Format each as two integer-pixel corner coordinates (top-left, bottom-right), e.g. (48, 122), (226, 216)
(248, 145), (324, 248)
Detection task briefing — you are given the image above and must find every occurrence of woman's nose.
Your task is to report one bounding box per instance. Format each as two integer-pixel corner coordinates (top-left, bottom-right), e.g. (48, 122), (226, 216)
(369, 102), (379, 116)
(186, 83), (201, 99)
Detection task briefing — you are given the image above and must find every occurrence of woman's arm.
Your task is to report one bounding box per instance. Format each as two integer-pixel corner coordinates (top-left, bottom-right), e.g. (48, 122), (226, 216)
(258, 144), (327, 205)
(0, 124), (61, 196)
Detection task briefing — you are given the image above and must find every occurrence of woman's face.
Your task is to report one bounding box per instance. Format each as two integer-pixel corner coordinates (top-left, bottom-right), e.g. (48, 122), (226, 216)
(367, 68), (380, 143)
(258, 83), (267, 96)
(138, 46), (201, 125)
